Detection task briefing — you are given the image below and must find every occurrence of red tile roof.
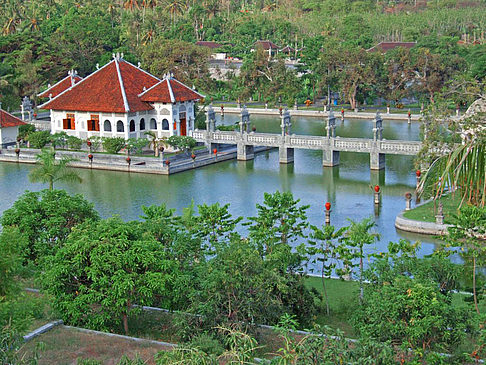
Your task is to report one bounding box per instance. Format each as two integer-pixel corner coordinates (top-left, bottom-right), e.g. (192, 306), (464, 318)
(196, 41), (223, 49)
(40, 58), (160, 113)
(0, 109), (26, 128)
(254, 40), (279, 50)
(38, 74), (83, 98)
(367, 42), (416, 53)
(139, 77), (204, 103)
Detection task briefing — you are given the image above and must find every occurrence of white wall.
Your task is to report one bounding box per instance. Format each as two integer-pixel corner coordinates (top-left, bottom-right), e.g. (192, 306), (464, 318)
(0, 126), (19, 147)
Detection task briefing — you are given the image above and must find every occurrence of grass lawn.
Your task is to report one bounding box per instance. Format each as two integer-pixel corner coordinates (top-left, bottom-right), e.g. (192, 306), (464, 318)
(304, 276), (359, 337)
(20, 326), (171, 365)
(403, 193), (463, 224)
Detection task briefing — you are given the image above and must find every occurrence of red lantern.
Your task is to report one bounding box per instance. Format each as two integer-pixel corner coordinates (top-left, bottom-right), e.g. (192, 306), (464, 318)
(213, 148), (217, 154)
(126, 157), (131, 163)
(374, 185), (380, 193)
(416, 170), (421, 177)
(408, 111), (411, 117)
(165, 159), (170, 166)
(15, 148), (20, 154)
(87, 140), (92, 147)
(325, 202), (331, 211)
(341, 108), (344, 114)
(88, 154), (93, 160)
(191, 153), (196, 160)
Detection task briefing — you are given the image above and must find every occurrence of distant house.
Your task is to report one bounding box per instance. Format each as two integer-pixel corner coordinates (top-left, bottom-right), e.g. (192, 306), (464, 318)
(280, 45), (296, 58)
(39, 54), (204, 141)
(252, 40), (280, 58)
(196, 41), (228, 60)
(366, 42), (416, 53)
(0, 105), (26, 148)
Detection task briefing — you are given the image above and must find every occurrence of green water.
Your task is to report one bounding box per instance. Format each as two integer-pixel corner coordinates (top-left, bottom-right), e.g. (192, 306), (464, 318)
(0, 114), (440, 258)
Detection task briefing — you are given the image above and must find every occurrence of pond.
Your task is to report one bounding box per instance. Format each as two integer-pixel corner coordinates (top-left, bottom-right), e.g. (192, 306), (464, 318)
(0, 114), (441, 263)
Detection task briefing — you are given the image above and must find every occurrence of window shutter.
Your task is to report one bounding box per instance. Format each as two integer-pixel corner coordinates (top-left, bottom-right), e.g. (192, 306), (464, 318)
(63, 119), (68, 129)
(95, 120), (100, 131)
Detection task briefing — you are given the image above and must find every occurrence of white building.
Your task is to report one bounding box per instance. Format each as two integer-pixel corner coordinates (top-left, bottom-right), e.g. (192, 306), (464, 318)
(0, 105), (26, 148)
(39, 54), (204, 141)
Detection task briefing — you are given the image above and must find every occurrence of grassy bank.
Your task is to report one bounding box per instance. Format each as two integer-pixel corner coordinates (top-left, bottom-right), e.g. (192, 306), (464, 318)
(403, 193), (463, 224)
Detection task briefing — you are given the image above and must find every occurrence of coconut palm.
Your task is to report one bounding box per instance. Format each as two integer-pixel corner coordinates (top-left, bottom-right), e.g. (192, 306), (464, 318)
(164, 0), (186, 26)
(29, 147), (82, 191)
(418, 112), (486, 208)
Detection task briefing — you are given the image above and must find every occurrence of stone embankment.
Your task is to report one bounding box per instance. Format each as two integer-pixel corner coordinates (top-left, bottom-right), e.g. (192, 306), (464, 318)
(0, 146), (270, 175)
(395, 210), (452, 236)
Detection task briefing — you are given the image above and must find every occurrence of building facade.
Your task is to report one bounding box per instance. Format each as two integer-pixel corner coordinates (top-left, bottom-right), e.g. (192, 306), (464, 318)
(0, 105), (26, 148)
(39, 54), (203, 141)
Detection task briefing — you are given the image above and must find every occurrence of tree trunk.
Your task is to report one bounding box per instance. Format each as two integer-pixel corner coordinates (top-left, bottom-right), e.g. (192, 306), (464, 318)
(473, 256), (479, 314)
(322, 261), (330, 316)
(122, 313), (129, 335)
(349, 89), (357, 110)
(49, 180), (53, 191)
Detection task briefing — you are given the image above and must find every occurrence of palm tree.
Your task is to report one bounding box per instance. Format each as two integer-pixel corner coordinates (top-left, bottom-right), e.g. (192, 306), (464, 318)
(29, 148), (82, 191)
(418, 111), (486, 208)
(164, 0), (186, 26)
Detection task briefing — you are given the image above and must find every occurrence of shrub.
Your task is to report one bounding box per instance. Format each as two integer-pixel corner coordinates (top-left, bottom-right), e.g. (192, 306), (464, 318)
(18, 124), (36, 140)
(87, 136), (102, 152)
(51, 132), (68, 149)
(28, 131), (51, 149)
(125, 138), (148, 155)
(102, 137), (126, 154)
(66, 135), (82, 150)
(167, 135), (197, 152)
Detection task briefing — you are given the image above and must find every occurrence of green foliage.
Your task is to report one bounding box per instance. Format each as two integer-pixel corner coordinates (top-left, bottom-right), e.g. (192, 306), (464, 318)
(27, 130), (51, 149)
(354, 275), (470, 354)
(17, 124), (36, 140)
(87, 136), (102, 152)
(102, 137), (126, 154)
(51, 131), (68, 149)
(125, 138), (148, 155)
(66, 135), (82, 150)
(42, 217), (175, 334)
(187, 333), (224, 356)
(29, 147), (82, 190)
(167, 135), (197, 152)
(0, 189), (99, 262)
(0, 227), (24, 297)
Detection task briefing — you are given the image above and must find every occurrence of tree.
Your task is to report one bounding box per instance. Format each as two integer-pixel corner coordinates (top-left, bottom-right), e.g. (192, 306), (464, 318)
(141, 37), (211, 89)
(167, 135), (197, 154)
(306, 224), (346, 315)
(42, 217), (175, 335)
(341, 218), (379, 301)
(0, 189), (99, 262)
(446, 206), (486, 314)
(29, 147), (82, 191)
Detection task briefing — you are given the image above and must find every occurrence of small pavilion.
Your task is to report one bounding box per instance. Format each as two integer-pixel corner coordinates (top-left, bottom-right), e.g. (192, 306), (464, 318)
(39, 54), (204, 141)
(0, 103), (26, 148)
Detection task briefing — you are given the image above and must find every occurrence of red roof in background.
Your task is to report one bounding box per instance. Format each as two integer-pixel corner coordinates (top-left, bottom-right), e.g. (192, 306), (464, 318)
(254, 40), (279, 50)
(367, 42), (416, 53)
(38, 74), (83, 98)
(40, 58), (160, 113)
(0, 109), (26, 128)
(140, 77), (204, 103)
(196, 41), (223, 49)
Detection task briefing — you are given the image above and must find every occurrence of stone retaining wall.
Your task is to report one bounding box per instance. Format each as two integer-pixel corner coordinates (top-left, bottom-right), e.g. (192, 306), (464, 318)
(395, 211), (451, 235)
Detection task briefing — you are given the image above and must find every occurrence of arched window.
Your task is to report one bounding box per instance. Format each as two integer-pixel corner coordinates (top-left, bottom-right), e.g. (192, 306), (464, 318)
(104, 120), (112, 132)
(150, 118), (157, 130)
(162, 119), (169, 130)
(129, 119), (135, 132)
(116, 120), (124, 132)
(140, 118), (145, 131)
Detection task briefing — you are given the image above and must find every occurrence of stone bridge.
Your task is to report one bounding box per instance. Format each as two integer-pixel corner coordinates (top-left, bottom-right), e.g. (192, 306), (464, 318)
(190, 106), (422, 170)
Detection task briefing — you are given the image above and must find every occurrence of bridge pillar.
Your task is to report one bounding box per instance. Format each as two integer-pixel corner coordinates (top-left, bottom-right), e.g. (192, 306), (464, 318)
(370, 152), (385, 170)
(322, 148), (340, 167)
(237, 143), (254, 161)
(279, 146), (294, 164)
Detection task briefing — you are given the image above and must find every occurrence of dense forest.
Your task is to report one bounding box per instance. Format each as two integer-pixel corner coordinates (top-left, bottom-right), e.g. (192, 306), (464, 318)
(0, 0), (485, 110)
